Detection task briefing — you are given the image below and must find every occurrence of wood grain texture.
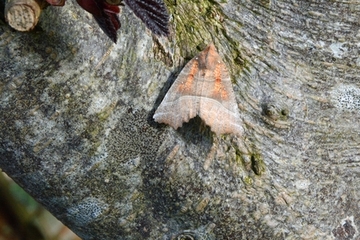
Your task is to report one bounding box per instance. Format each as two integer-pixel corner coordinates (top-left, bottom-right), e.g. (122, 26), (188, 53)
(154, 43), (243, 137)
(2, 0), (360, 239)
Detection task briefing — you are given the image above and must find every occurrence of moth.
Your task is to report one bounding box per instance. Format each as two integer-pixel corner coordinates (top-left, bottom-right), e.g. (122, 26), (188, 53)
(154, 44), (244, 137)
(46, 0), (169, 43)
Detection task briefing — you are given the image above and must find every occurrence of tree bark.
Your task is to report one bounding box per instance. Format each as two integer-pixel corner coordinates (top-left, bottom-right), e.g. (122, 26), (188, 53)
(1, 0), (359, 239)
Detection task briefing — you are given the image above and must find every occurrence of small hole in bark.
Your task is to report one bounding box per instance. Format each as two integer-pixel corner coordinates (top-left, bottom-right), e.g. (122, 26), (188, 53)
(281, 109), (289, 118)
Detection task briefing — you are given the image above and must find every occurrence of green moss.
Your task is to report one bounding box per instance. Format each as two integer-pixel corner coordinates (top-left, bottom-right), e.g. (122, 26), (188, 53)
(97, 104), (115, 122)
(250, 153), (265, 176)
(243, 176), (253, 185)
(82, 120), (106, 156)
(165, 0), (249, 78)
(166, 0), (226, 55)
(234, 149), (243, 165)
(234, 143), (266, 176)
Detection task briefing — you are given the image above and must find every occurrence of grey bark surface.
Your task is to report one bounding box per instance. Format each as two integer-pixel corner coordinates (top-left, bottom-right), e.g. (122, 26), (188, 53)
(0, 0), (359, 239)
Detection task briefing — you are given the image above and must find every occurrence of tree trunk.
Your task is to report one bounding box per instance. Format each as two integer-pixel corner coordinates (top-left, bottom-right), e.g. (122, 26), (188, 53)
(1, 0), (359, 239)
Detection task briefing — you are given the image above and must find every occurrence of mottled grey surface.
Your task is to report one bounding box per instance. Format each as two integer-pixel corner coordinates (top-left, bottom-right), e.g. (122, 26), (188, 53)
(1, 0), (360, 239)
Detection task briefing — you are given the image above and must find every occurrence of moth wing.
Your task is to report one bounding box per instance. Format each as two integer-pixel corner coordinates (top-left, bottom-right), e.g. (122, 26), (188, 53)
(155, 43), (244, 137)
(197, 45), (243, 136)
(154, 57), (201, 129)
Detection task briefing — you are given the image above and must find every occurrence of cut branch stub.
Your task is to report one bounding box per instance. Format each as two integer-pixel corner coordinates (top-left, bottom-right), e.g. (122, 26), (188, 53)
(5, 0), (45, 31)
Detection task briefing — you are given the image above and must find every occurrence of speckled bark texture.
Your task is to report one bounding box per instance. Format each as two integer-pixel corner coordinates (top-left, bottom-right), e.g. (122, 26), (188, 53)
(0, 0), (359, 239)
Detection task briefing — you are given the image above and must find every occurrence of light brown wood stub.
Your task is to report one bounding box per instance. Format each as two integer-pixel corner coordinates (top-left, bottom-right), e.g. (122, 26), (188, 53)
(5, 0), (44, 31)
(154, 43), (244, 137)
